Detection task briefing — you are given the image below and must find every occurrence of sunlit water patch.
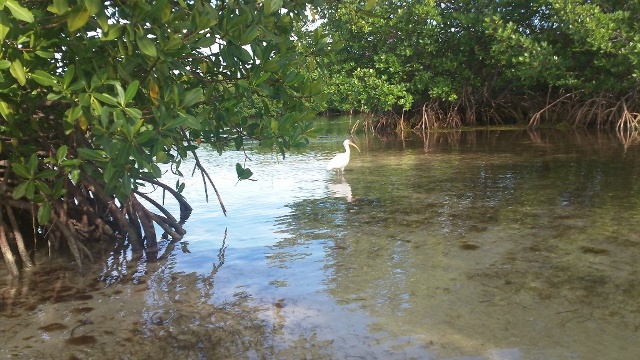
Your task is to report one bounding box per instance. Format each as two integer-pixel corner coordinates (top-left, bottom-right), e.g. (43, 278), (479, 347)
(2, 125), (640, 359)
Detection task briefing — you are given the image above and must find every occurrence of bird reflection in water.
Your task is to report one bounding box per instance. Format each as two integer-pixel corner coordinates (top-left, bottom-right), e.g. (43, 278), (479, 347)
(328, 175), (355, 202)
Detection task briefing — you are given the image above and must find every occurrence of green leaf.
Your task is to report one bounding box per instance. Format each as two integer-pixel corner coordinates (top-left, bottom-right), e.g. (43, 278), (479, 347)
(34, 180), (51, 194)
(0, 12), (10, 43)
(137, 33), (157, 57)
(78, 92), (90, 106)
(261, 58), (281, 72)
(0, 60), (10, 69)
(52, 0), (69, 15)
(36, 51), (55, 59)
(47, 93), (63, 101)
(0, 100), (13, 121)
(264, 0), (283, 15)
(62, 64), (75, 89)
(9, 59), (27, 86)
(36, 169), (59, 179)
(12, 163), (31, 179)
(181, 88), (203, 108)
(195, 35), (217, 48)
(253, 72), (271, 86)
(177, 113), (201, 129)
(67, 106), (83, 123)
(84, 0), (101, 16)
(67, 5), (90, 32)
(96, 12), (108, 31)
(25, 181), (35, 199)
(365, 0), (377, 11)
(125, 80), (139, 103)
(242, 25), (260, 44)
(235, 45), (253, 63)
(122, 172), (131, 192)
(56, 145), (68, 162)
(150, 163), (162, 178)
(12, 182), (28, 199)
(156, 151), (168, 163)
(5, 0), (35, 23)
(101, 24), (122, 41)
(37, 202), (52, 225)
(68, 80), (86, 91)
(52, 179), (66, 198)
(115, 83), (126, 106)
(31, 70), (57, 86)
(124, 107), (142, 119)
(27, 153), (38, 176)
(60, 159), (81, 167)
(235, 163), (253, 180)
(93, 92), (119, 106)
(70, 169), (81, 184)
(77, 148), (108, 161)
(103, 162), (117, 183)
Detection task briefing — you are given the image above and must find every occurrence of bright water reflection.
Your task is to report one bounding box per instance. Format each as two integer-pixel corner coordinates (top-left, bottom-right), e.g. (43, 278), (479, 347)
(2, 121), (640, 359)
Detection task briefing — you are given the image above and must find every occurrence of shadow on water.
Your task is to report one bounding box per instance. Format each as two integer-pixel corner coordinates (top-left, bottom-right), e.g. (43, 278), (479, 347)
(2, 126), (640, 359)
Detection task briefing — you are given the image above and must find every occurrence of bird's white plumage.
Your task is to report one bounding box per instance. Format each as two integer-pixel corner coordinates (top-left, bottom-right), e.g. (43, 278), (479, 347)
(326, 139), (360, 173)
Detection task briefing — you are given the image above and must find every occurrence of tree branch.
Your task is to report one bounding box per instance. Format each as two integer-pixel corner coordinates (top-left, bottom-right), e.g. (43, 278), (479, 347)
(180, 127), (227, 216)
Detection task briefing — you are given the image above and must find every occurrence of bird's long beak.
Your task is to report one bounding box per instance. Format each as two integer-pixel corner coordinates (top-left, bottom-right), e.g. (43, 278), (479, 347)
(350, 142), (361, 152)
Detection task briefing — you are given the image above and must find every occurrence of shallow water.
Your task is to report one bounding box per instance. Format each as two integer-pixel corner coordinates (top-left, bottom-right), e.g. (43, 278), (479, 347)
(2, 122), (640, 359)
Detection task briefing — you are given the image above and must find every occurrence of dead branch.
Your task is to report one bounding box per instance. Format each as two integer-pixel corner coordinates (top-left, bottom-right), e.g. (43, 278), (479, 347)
(180, 127), (227, 216)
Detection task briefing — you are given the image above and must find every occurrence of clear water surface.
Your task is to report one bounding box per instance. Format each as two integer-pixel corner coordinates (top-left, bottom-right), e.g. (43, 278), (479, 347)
(1, 118), (640, 359)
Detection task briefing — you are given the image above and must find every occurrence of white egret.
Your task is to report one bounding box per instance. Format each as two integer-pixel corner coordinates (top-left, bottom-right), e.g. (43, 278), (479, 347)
(326, 139), (360, 173)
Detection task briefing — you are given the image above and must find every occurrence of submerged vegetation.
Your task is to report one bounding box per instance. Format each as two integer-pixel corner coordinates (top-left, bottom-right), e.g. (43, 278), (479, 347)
(317, 0), (640, 130)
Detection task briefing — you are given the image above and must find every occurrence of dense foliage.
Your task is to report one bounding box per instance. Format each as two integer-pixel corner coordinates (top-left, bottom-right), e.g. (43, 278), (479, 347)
(0, 0), (328, 275)
(319, 0), (640, 129)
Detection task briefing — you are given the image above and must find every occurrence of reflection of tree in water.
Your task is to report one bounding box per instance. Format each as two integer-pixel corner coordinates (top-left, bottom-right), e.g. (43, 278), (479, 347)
(1, 229), (335, 359)
(116, 230), (335, 359)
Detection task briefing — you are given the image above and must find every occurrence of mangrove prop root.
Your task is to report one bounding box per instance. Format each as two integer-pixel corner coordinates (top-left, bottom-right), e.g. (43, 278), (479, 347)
(124, 200), (144, 251)
(0, 223), (19, 277)
(134, 190), (179, 226)
(142, 178), (193, 222)
(5, 205), (34, 268)
(82, 175), (143, 250)
(0, 127), (199, 276)
(0, 162), (192, 275)
(0, 161), (19, 276)
(398, 88), (640, 131)
(67, 184), (114, 237)
(130, 194), (158, 252)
